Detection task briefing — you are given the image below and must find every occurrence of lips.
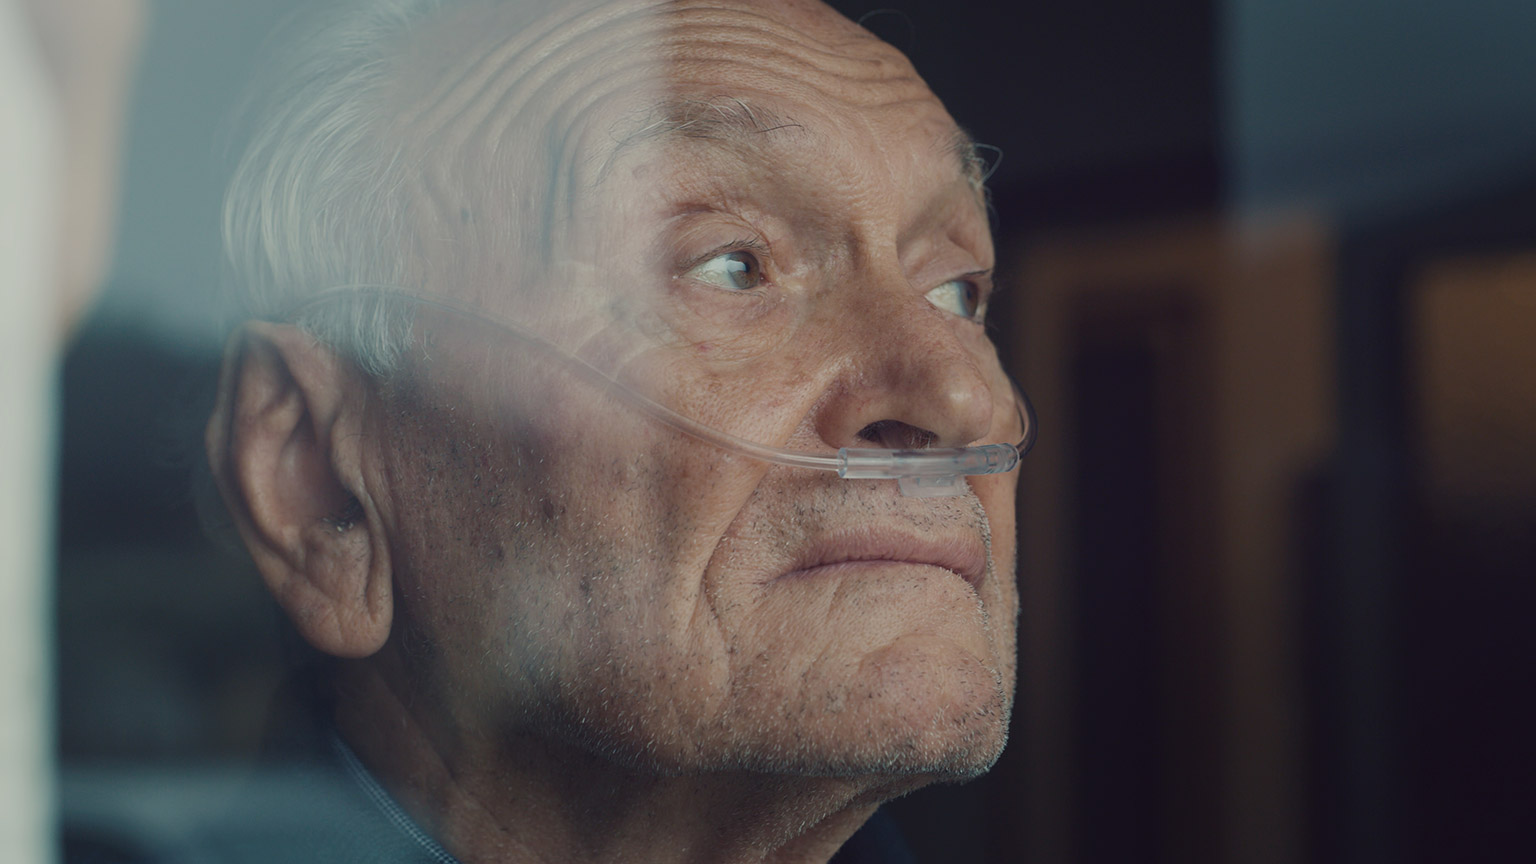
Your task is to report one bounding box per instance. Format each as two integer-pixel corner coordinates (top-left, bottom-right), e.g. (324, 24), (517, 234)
(780, 528), (988, 588)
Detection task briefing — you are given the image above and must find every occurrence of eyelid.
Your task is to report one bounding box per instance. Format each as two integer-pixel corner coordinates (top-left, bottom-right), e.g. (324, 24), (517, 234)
(679, 236), (771, 275)
(962, 267), (994, 287)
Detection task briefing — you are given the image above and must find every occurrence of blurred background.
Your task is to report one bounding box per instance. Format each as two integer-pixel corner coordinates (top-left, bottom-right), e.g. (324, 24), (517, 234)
(54, 0), (1535, 861)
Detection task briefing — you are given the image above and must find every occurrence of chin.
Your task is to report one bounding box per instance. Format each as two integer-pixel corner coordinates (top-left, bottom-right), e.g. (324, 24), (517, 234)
(551, 648), (1014, 786)
(823, 635), (1015, 780)
(704, 635), (1015, 782)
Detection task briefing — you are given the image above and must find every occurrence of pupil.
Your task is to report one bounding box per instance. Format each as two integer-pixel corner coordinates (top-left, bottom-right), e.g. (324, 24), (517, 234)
(726, 252), (756, 289)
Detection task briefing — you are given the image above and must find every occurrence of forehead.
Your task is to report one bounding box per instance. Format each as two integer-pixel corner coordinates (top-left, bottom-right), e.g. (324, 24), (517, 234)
(393, 0), (979, 205)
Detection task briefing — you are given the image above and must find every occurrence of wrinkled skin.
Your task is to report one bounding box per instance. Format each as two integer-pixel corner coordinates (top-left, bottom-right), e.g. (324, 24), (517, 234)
(211, 1), (1020, 861)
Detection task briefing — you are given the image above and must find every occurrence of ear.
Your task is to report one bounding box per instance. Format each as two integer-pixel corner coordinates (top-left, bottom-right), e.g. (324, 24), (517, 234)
(206, 322), (392, 658)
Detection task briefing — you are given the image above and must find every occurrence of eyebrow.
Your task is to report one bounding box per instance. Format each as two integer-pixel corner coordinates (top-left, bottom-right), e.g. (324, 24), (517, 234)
(944, 127), (992, 195)
(647, 97), (806, 140)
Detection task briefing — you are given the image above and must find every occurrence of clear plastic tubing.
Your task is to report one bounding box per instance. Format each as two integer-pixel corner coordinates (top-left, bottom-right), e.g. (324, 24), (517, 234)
(296, 287), (1037, 497)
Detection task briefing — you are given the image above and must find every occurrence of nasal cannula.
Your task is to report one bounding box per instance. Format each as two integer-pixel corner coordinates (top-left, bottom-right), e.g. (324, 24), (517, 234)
(290, 287), (1037, 497)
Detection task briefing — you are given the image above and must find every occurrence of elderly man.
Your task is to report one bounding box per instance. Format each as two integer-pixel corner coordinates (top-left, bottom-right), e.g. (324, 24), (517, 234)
(204, 0), (1024, 861)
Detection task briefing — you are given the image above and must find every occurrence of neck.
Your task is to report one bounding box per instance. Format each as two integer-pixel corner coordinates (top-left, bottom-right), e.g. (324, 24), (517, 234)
(332, 659), (912, 864)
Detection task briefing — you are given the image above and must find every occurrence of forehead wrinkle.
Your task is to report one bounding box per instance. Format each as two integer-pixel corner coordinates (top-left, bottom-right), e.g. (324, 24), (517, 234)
(475, 13), (671, 152)
(598, 96), (810, 186)
(661, 1), (911, 78)
(387, 0), (968, 281)
(387, 3), (679, 278)
(393, 2), (599, 140)
(397, 4), (664, 151)
(396, 0), (928, 190)
(661, 31), (930, 108)
(641, 40), (939, 185)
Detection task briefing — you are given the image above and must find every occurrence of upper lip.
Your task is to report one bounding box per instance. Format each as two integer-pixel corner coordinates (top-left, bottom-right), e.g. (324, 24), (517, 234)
(781, 528), (989, 588)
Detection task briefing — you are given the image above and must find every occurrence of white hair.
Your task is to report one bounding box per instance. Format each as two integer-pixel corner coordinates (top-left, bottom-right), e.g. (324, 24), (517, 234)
(223, 0), (452, 376)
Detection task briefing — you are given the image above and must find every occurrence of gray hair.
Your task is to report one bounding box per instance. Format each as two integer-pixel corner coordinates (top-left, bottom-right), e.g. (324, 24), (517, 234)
(223, 0), (451, 376)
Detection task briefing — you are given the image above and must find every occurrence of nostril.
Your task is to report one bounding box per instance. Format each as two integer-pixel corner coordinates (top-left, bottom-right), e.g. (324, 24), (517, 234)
(855, 420), (937, 450)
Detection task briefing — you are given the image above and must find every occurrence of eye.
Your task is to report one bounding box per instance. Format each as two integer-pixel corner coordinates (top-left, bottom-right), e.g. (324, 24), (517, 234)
(684, 250), (764, 291)
(925, 279), (984, 321)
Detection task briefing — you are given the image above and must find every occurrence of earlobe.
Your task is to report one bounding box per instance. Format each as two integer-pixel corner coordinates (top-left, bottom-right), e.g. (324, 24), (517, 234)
(205, 322), (393, 659)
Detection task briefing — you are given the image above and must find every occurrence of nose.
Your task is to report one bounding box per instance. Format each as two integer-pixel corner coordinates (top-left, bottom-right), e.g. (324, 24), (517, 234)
(812, 285), (997, 452)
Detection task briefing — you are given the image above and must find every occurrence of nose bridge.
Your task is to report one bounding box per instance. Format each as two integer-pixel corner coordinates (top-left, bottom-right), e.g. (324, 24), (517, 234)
(811, 261), (996, 450)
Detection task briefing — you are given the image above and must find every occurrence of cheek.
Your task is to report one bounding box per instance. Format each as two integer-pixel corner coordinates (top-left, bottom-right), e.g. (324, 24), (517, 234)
(374, 397), (573, 709)
(376, 366), (767, 717)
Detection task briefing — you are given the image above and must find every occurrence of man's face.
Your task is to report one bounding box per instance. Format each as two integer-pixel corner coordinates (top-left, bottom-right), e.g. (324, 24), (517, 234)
(367, 0), (1019, 783)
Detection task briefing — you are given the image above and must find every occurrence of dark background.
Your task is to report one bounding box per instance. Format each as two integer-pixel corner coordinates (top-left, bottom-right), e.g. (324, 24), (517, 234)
(59, 1), (1536, 861)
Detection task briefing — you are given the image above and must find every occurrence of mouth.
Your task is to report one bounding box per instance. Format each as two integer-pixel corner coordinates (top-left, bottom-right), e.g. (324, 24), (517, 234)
(778, 528), (989, 589)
